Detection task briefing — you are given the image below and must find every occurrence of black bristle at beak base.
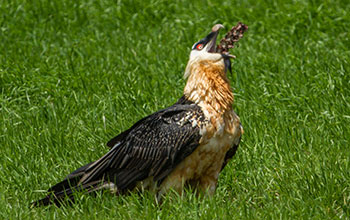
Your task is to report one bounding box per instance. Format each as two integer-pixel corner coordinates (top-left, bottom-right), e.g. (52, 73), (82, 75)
(225, 58), (232, 76)
(222, 53), (233, 76)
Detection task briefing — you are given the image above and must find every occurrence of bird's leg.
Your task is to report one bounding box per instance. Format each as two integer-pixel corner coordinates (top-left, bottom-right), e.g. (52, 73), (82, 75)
(156, 176), (186, 201)
(198, 175), (219, 196)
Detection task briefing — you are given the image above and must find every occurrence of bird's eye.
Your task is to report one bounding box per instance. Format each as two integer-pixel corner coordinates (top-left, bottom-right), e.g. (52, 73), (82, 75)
(196, 44), (204, 50)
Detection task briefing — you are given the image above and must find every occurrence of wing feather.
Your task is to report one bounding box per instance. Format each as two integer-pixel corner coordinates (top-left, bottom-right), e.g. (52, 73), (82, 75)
(77, 99), (205, 191)
(32, 97), (206, 207)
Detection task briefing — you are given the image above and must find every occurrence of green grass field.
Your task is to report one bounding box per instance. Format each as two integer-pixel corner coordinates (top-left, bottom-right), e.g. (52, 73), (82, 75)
(1, 0), (349, 219)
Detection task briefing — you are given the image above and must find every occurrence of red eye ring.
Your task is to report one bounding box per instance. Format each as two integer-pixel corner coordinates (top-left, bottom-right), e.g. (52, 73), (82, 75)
(196, 44), (204, 50)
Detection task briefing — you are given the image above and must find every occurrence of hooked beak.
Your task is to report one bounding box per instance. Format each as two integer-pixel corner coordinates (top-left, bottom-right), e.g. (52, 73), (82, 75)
(204, 24), (224, 53)
(210, 24), (235, 75)
(201, 24), (236, 74)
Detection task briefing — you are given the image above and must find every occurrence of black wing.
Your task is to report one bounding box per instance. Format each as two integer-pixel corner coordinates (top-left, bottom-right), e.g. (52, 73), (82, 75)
(220, 126), (242, 171)
(32, 97), (205, 206)
(95, 99), (205, 191)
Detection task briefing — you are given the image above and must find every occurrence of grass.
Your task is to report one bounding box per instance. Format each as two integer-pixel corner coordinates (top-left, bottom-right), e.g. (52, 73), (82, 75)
(1, 0), (349, 219)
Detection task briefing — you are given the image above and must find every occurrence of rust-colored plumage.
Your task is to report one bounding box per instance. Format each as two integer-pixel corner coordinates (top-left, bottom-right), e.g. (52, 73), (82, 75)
(31, 24), (243, 207)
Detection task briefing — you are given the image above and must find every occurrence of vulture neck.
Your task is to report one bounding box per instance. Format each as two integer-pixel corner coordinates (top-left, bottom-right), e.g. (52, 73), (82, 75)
(183, 59), (234, 116)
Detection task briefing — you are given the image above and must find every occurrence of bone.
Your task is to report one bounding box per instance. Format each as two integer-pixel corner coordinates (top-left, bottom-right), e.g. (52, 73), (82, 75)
(216, 22), (248, 53)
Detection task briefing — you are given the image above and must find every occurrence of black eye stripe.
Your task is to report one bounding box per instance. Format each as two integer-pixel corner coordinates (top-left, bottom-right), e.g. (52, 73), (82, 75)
(192, 31), (215, 50)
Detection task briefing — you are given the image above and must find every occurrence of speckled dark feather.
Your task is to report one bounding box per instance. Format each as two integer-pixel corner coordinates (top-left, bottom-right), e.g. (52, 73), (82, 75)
(103, 96), (206, 189)
(31, 96), (206, 206)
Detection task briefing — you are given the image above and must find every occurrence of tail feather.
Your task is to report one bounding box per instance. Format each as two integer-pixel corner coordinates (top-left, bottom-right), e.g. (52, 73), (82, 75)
(31, 146), (119, 207)
(31, 159), (110, 207)
(31, 179), (107, 207)
(47, 161), (94, 193)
